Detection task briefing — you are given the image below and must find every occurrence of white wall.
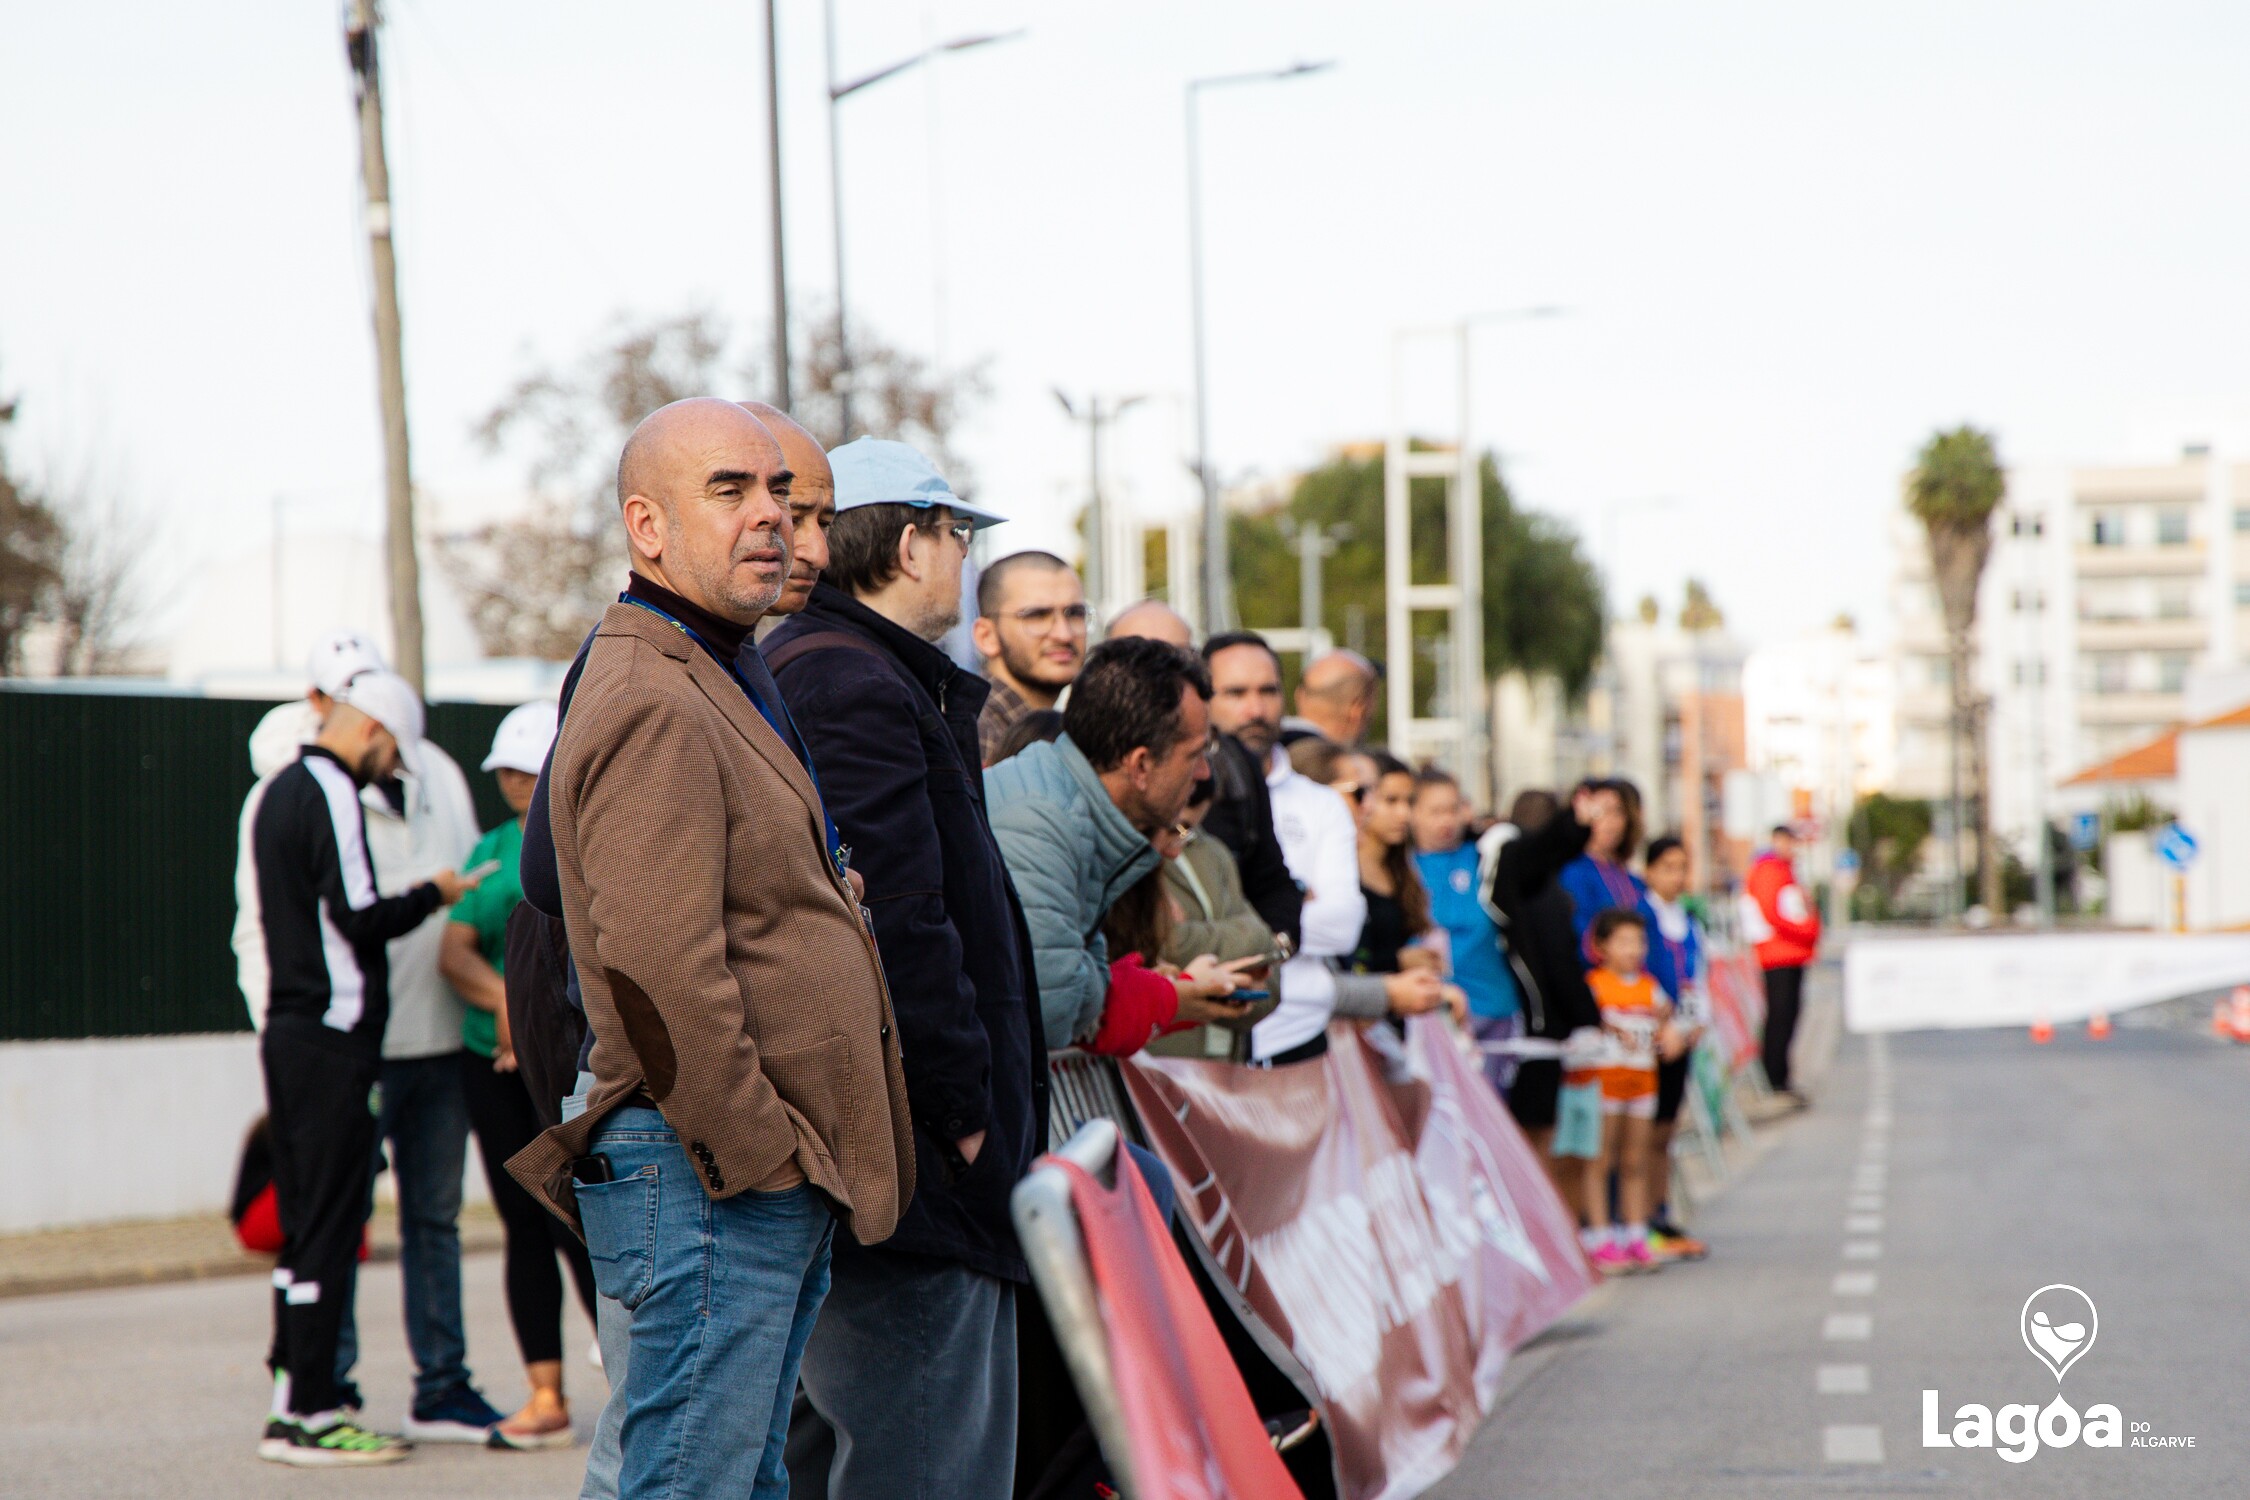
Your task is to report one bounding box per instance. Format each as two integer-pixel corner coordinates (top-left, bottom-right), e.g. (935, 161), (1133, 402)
(2106, 831), (2161, 928)
(2176, 723), (2250, 929)
(0, 1035), (489, 1235)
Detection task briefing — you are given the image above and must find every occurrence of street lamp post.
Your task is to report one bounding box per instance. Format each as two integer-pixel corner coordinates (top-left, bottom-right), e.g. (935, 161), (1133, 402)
(1187, 60), (1333, 635)
(1055, 390), (1146, 626)
(826, 7), (1022, 441)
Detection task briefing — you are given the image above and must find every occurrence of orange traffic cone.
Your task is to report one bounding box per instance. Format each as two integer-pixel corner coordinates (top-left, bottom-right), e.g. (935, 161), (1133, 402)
(2230, 990), (2250, 1043)
(2218, 1001), (2233, 1037)
(2029, 1016), (2054, 1044)
(2087, 1013), (2112, 1040)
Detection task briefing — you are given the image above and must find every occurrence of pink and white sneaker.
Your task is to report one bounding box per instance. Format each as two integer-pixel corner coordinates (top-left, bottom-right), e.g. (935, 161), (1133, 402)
(1622, 1237), (1660, 1272)
(1590, 1241), (1635, 1276)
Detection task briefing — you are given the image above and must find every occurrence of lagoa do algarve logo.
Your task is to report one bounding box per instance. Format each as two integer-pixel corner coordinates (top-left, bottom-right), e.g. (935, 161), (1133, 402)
(1921, 1285), (2194, 1463)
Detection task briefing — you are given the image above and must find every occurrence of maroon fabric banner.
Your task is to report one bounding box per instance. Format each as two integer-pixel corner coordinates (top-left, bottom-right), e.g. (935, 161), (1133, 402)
(1124, 1017), (1595, 1500)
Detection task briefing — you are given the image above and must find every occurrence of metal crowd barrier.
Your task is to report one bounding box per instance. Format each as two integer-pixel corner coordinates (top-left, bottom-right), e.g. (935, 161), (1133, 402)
(1046, 1048), (1139, 1143)
(1012, 1117), (1141, 1498)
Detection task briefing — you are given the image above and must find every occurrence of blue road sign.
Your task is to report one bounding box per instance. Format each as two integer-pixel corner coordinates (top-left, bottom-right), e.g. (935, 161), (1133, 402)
(2155, 822), (2200, 871)
(2070, 811), (2101, 852)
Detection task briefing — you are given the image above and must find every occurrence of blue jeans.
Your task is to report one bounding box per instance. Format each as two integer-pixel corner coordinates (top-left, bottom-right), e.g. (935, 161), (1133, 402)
(580, 1106), (833, 1500)
(337, 1052), (475, 1410)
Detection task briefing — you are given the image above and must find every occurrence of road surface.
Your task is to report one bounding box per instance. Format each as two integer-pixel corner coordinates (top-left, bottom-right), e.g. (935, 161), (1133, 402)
(1433, 1008), (2249, 1499)
(0, 1248), (601, 1497)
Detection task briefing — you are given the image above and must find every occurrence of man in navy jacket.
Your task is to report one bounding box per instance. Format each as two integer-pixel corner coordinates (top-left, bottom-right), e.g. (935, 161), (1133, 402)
(764, 438), (1044, 1500)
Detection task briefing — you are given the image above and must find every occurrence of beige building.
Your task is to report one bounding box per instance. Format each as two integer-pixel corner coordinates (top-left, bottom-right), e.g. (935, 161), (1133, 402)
(1886, 447), (2250, 859)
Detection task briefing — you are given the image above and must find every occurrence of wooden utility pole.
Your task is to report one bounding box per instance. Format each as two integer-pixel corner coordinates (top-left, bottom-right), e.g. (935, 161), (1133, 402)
(344, 0), (425, 692)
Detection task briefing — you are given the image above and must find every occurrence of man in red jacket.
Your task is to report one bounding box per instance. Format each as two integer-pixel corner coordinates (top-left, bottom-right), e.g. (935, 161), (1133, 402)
(1742, 825), (1821, 1105)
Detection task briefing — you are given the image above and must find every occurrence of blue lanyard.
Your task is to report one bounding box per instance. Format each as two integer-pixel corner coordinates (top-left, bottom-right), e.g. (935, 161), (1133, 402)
(619, 594), (851, 883)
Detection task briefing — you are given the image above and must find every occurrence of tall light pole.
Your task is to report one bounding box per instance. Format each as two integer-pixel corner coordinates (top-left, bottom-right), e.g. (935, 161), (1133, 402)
(343, 1), (424, 692)
(1054, 390), (1145, 626)
(1187, 60), (1333, 635)
(827, 10), (1022, 440)
(764, 0), (791, 408)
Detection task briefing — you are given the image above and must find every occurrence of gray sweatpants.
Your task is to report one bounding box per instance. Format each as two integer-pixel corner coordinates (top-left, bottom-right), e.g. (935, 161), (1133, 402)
(784, 1249), (1018, 1500)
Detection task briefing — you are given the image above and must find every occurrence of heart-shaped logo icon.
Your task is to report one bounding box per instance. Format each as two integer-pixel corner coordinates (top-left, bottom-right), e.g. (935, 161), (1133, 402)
(2021, 1284), (2098, 1383)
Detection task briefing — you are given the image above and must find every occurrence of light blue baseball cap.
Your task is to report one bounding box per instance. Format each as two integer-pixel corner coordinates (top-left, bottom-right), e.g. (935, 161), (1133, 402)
(828, 436), (1009, 529)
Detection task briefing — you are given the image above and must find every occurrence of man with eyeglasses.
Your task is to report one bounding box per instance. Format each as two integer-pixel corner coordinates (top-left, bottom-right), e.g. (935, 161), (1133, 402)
(969, 550), (1086, 764)
(762, 438), (1046, 1500)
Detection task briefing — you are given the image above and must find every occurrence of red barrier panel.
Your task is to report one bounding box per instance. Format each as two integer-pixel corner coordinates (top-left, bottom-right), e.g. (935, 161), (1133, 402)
(1049, 1148), (1305, 1500)
(1704, 951), (1766, 1069)
(1124, 1017), (1596, 1500)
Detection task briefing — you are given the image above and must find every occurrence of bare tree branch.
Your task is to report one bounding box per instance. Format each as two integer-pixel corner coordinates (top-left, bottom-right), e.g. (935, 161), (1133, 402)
(445, 306), (985, 659)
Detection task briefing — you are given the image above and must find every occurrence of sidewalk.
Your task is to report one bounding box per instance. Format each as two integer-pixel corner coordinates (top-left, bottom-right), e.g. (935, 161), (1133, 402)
(0, 1201), (505, 1300)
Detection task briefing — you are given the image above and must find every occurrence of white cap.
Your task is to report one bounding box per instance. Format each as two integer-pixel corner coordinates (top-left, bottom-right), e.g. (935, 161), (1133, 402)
(483, 700), (559, 775)
(307, 628), (387, 696)
(333, 669), (426, 768)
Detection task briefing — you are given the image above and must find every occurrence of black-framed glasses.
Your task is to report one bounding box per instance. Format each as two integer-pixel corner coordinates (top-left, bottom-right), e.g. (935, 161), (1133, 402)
(1005, 603), (1090, 629)
(944, 520), (975, 549)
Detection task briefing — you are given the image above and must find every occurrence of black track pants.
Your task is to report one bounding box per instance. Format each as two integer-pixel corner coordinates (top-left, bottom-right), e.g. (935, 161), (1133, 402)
(262, 1018), (380, 1418)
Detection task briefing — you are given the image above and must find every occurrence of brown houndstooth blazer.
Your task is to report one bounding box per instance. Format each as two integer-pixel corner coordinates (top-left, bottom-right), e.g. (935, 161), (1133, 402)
(507, 601), (914, 1244)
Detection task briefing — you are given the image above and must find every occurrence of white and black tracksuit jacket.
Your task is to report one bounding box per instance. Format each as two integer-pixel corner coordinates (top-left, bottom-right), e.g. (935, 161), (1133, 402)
(250, 746), (443, 1052)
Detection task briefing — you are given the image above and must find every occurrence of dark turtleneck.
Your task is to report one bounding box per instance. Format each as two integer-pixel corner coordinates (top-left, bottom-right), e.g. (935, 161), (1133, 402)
(626, 571), (751, 662)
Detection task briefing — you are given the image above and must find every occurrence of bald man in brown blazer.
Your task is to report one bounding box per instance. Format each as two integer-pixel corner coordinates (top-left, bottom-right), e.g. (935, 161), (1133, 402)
(510, 397), (911, 1500)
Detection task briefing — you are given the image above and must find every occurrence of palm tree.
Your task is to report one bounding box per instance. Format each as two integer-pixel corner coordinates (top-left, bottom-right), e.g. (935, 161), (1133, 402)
(1908, 425), (2005, 917)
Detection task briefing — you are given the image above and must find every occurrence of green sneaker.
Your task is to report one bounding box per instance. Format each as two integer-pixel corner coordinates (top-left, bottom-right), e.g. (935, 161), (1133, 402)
(258, 1416), (410, 1467)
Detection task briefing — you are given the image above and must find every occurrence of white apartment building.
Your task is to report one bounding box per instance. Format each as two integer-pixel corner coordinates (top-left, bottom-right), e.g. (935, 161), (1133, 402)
(1742, 623), (1896, 823)
(1885, 447), (2250, 855)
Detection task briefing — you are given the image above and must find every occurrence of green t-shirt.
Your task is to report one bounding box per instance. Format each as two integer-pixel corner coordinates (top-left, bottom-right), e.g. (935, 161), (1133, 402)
(449, 818), (524, 1058)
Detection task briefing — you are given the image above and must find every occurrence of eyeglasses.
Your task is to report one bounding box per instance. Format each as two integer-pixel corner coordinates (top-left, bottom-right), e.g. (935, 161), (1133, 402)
(1003, 603), (1090, 630)
(943, 521), (975, 549)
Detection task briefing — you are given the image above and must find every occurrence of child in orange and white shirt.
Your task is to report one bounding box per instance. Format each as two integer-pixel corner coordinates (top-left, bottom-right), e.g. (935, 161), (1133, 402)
(1582, 906), (1671, 1274)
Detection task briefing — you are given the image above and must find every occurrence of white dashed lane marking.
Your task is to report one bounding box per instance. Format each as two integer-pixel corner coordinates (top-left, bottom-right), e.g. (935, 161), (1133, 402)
(1821, 1033), (1891, 1466)
(1818, 1364), (1871, 1394)
(1824, 1425), (1885, 1463)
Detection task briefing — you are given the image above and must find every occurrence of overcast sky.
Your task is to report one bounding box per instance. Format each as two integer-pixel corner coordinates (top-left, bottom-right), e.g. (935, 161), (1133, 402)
(7, 0), (2250, 661)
